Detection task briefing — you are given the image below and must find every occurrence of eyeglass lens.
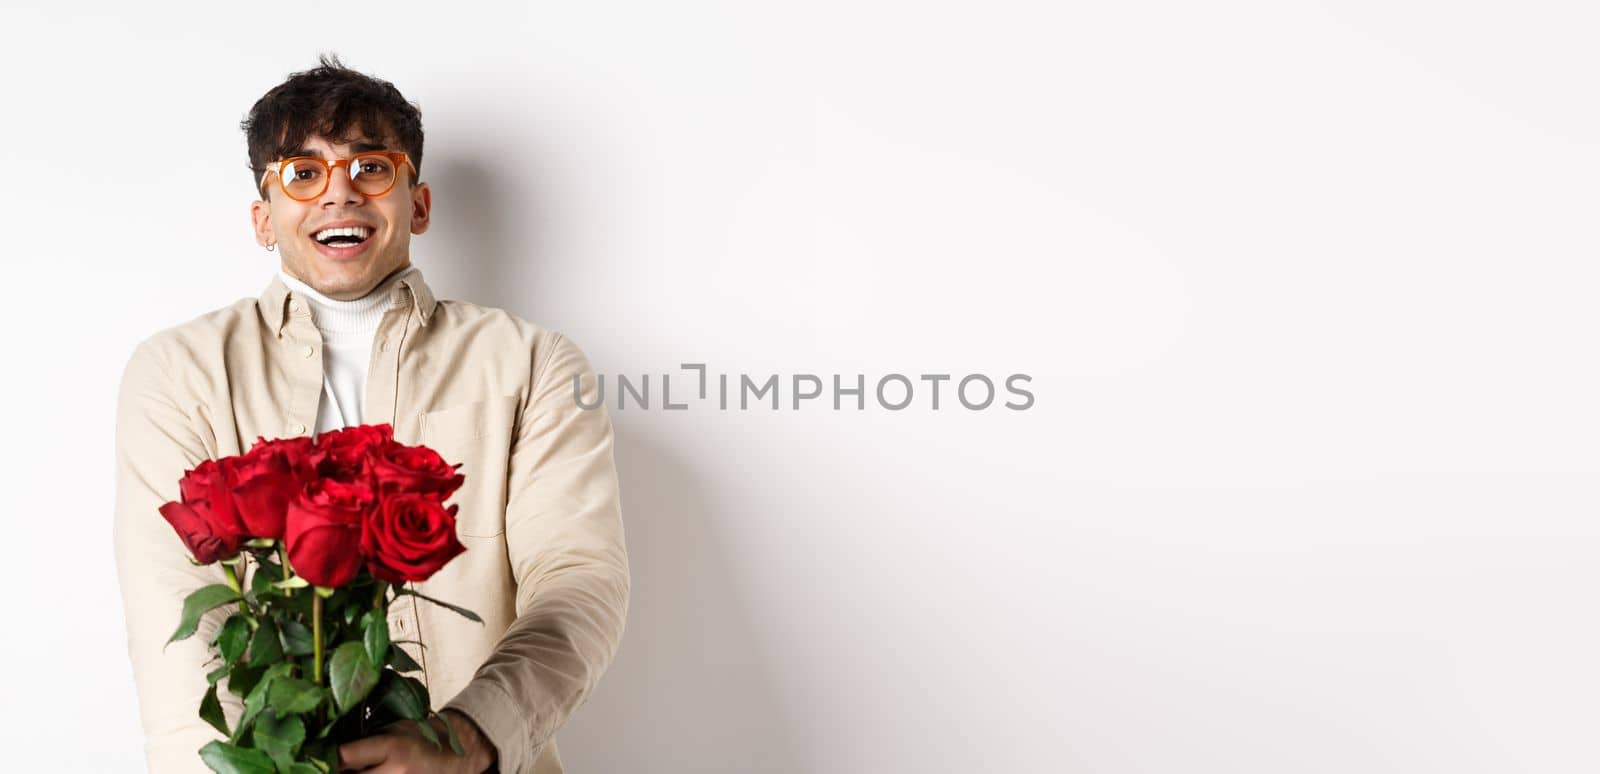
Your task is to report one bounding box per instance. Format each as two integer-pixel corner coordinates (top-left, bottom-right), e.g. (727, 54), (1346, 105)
(279, 155), (399, 200)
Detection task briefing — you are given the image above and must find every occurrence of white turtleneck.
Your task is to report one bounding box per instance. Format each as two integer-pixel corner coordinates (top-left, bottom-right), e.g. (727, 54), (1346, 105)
(278, 267), (416, 434)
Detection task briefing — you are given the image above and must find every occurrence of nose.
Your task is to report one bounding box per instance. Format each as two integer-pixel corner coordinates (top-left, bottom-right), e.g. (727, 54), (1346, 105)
(319, 163), (366, 208)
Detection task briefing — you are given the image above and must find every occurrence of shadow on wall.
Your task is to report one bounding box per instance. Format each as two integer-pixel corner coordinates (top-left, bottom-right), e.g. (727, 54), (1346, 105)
(562, 424), (814, 773)
(425, 154), (814, 773)
(420, 154), (545, 316)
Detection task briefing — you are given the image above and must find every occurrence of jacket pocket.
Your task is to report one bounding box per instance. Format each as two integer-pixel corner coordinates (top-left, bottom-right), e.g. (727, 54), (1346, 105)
(419, 395), (520, 538)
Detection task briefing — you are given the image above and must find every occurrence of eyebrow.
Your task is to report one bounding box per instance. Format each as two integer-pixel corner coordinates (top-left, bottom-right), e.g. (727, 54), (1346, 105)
(284, 141), (391, 158)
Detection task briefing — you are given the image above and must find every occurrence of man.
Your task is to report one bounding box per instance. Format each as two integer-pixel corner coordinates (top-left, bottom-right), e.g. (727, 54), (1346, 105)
(112, 56), (629, 773)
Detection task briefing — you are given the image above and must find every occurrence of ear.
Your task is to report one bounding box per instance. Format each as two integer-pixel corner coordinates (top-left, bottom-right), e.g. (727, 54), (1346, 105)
(250, 198), (275, 248)
(409, 181), (432, 236)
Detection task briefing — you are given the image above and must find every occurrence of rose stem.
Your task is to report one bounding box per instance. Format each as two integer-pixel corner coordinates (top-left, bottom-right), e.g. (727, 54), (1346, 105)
(312, 593), (324, 685)
(222, 558), (248, 616)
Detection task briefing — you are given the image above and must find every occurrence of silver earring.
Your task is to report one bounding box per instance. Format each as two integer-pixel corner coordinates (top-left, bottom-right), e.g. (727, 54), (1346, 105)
(265, 243), (277, 252)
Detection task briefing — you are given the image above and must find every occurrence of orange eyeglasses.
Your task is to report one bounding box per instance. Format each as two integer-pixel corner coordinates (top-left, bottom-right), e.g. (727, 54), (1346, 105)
(257, 151), (416, 202)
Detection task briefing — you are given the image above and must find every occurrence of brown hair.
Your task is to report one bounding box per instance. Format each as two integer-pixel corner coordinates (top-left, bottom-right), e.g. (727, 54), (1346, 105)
(241, 54), (424, 197)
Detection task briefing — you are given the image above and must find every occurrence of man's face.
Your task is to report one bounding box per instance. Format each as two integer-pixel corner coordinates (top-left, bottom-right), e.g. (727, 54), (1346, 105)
(250, 133), (431, 300)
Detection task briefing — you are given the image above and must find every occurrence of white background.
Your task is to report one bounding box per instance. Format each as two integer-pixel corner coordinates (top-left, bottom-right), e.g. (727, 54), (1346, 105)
(1, 1), (1596, 772)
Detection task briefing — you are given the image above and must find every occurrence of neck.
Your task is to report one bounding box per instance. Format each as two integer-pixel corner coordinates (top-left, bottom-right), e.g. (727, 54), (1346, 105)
(278, 266), (413, 335)
(280, 263), (413, 301)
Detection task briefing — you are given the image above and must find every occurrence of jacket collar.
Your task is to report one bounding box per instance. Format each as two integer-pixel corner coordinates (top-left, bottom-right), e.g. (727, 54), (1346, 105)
(260, 265), (437, 336)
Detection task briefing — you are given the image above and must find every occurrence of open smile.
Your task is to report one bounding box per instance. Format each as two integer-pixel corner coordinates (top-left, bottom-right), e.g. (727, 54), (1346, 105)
(310, 225), (375, 260)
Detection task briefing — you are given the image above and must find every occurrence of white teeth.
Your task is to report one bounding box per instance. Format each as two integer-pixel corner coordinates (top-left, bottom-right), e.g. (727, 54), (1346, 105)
(314, 226), (372, 242)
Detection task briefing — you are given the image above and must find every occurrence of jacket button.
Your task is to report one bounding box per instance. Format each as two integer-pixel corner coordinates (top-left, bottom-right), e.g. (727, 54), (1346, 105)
(290, 423), (306, 435)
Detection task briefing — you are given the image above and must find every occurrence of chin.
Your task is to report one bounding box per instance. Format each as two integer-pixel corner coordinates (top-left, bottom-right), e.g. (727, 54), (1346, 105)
(324, 262), (401, 295)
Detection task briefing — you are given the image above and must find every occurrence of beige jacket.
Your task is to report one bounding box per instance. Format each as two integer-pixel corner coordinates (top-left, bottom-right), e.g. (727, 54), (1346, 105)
(112, 267), (629, 773)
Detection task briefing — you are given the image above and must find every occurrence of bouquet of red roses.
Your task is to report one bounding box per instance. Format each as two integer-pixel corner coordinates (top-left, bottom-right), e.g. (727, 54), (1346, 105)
(158, 423), (481, 773)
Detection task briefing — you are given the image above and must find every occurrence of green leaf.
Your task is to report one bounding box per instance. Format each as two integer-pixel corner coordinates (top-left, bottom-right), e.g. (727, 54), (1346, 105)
(236, 664), (292, 741)
(268, 676), (323, 716)
(376, 673), (428, 721)
(235, 687), (265, 744)
(244, 537), (277, 548)
(413, 717), (441, 750)
(328, 642), (379, 714)
(251, 564), (283, 597)
(362, 612), (390, 668)
(280, 619), (314, 656)
(257, 556), (285, 579)
(226, 663), (264, 698)
(396, 588), (482, 623)
(286, 764), (321, 774)
(272, 575), (309, 590)
(216, 615), (250, 665)
(199, 683), (229, 736)
(253, 709), (306, 758)
(169, 584), (242, 645)
(441, 711), (465, 756)
(207, 662), (232, 686)
(247, 618), (283, 668)
(387, 641), (423, 673)
(197, 740), (275, 774)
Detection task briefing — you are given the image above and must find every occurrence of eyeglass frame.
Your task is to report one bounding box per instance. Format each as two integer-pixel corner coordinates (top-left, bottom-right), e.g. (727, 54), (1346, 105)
(256, 151), (418, 202)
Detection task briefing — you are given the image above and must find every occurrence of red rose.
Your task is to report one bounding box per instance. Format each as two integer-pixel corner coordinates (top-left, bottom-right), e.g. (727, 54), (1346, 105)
(176, 459), (245, 531)
(285, 477), (375, 588)
(158, 501), (240, 564)
(159, 459), (249, 563)
(361, 493), (467, 583)
(312, 424), (394, 482)
(230, 436), (315, 540)
(370, 441), (464, 501)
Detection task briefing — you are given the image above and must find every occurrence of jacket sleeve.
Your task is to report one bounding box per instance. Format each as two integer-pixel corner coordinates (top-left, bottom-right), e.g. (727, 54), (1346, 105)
(113, 339), (242, 772)
(444, 332), (631, 773)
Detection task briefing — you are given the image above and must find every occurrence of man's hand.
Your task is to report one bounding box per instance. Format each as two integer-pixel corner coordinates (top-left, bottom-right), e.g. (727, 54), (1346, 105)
(338, 709), (497, 773)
